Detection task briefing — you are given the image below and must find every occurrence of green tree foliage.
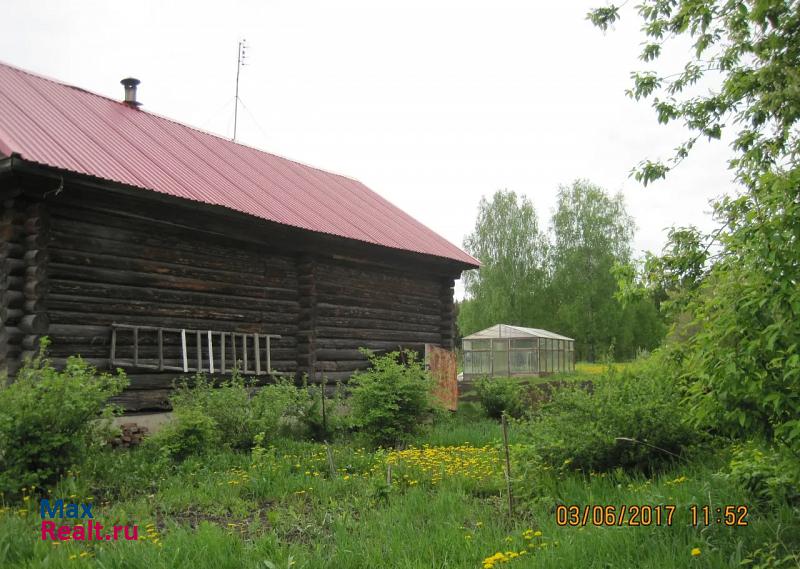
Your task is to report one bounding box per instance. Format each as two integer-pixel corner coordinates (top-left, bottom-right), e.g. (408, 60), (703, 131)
(550, 180), (661, 360)
(588, 0), (800, 451)
(460, 184), (664, 360)
(460, 190), (549, 335)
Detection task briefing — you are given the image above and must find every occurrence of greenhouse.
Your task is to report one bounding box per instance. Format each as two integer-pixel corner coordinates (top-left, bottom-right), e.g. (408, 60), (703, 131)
(461, 324), (574, 379)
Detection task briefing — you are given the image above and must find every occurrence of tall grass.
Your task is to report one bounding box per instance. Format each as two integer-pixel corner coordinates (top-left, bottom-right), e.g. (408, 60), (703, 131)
(0, 409), (796, 568)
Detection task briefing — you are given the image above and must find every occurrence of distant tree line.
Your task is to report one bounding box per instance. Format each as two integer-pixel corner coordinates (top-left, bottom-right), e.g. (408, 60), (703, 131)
(458, 180), (664, 361)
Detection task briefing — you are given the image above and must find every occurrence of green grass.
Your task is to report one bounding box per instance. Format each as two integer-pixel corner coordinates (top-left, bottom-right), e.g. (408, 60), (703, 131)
(0, 410), (797, 569)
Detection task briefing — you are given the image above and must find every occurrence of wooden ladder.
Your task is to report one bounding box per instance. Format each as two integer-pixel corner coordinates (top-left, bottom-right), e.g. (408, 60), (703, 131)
(109, 322), (281, 375)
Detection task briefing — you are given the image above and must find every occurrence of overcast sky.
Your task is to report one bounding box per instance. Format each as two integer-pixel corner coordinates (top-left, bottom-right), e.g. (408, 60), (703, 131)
(1, 1), (735, 296)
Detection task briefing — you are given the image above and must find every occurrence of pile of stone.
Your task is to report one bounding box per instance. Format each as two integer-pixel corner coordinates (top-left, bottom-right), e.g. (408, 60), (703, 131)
(109, 422), (149, 449)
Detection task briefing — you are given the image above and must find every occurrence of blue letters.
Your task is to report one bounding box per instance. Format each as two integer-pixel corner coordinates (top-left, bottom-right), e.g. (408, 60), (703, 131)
(39, 499), (93, 519)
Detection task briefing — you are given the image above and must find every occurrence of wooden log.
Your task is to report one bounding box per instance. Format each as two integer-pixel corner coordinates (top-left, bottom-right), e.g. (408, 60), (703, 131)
(109, 389), (172, 412)
(47, 281), (298, 316)
(18, 313), (49, 334)
(0, 225), (20, 242)
(312, 371), (354, 383)
(315, 287), (441, 313)
(315, 359), (370, 372)
(316, 302), (440, 326)
(22, 334), (41, 351)
(316, 326), (441, 343)
(6, 258), (25, 275)
(48, 249), (293, 289)
(315, 348), (370, 361)
(315, 314), (440, 334)
(316, 338), (426, 351)
(48, 230), (285, 277)
(23, 249), (47, 266)
(5, 308), (23, 321)
(51, 206), (284, 264)
(23, 216), (47, 235)
(47, 263), (291, 300)
(47, 296), (271, 324)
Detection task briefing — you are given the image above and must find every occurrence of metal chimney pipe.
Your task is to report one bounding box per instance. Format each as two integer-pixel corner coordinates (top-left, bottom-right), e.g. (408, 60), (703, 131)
(120, 78), (141, 107)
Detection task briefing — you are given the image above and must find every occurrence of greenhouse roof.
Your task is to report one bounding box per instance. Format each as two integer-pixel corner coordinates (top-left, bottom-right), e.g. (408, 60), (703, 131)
(463, 324), (573, 341)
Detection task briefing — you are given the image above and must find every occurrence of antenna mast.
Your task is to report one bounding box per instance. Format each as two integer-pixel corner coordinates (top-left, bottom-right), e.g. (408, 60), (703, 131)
(233, 39), (247, 141)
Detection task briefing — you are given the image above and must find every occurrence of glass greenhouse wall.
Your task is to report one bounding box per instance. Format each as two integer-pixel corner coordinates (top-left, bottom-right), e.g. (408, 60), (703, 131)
(462, 324), (574, 379)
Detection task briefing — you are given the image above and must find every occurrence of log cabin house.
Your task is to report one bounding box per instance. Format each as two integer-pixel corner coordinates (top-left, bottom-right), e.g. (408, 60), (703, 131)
(0, 62), (479, 410)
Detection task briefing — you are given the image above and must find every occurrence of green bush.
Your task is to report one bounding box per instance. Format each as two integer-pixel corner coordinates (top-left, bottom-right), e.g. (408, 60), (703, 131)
(295, 380), (349, 441)
(727, 441), (800, 509)
(149, 406), (220, 462)
(520, 353), (697, 472)
(169, 374), (253, 450)
(0, 341), (127, 498)
(250, 377), (314, 439)
(166, 373), (314, 454)
(349, 350), (438, 447)
(474, 377), (525, 419)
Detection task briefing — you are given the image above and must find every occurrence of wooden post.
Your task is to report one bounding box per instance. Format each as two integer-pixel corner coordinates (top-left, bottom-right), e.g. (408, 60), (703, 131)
(207, 330), (214, 374)
(220, 332), (226, 374)
(254, 334), (261, 375)
(196, 330), (202, 372)
(231, 333), (237, 369)
(266, 335), (272, 373)
(321, 373), (328, 434)
(501, 414), (514, 518)
(325, 441), (336, 478)
(110, 326), (117, 365)
(242, 334), (248, 373)
(181, 329), (188, 372)
(133, 326), (139, 367)
(157, 328), (164, 371)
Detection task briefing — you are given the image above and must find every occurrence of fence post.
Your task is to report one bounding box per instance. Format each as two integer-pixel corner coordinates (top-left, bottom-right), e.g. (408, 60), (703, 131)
(501, 413), (514, 518)
(181, 329), (188, 372)
(207, 330), (214, 374)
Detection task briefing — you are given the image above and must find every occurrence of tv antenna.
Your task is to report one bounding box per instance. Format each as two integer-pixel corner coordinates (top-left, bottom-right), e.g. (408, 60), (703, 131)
(233, 39), (248, 141)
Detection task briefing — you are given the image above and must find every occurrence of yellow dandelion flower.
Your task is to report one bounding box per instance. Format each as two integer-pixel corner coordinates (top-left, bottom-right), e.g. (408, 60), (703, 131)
(691, 548), (701, 557)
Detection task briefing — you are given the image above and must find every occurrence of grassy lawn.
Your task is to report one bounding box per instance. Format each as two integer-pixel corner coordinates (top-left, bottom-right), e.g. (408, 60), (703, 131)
(0, 408), (793, 569)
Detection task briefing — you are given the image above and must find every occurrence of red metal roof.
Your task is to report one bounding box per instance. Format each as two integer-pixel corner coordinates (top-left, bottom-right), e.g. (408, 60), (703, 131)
(0, 61), (478, 267)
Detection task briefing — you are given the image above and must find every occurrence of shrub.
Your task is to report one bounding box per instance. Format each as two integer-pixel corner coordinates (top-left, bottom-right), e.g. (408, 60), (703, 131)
(349, 350), (438, 447)
(166, 372), (314, 454)
(250, 377), (313, 439)
(169, 374), (253, 449)
(520, 353), (697, 472)
(474, 377), (525, 419)
(727, 440), (800, 509)
(295, 380), (348, 441)
(0, 341), (127, 498)
(149, 407), (220, 462)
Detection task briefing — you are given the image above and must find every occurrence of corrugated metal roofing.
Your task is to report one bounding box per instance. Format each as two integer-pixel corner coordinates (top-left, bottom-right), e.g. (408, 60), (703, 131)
(463, 324), (573, 341)
(0, 61), (479, 267)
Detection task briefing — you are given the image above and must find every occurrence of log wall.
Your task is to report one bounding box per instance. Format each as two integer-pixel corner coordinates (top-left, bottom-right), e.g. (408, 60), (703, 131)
(43, 191), (300, 394)
(0, 174), (465, 410)
(311, 258), (448, 381)
(0, 190), (50, 378)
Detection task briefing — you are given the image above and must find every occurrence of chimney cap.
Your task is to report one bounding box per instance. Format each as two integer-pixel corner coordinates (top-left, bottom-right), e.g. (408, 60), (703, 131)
(120, 77), (141, 107)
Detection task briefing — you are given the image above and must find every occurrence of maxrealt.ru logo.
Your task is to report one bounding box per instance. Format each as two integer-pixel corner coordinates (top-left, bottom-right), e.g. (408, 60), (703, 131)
(40, 499), (138, 541)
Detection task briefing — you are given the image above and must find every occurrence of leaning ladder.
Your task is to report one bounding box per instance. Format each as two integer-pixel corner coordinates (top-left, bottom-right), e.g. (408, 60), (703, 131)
(109, 322), (281, 375)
